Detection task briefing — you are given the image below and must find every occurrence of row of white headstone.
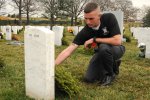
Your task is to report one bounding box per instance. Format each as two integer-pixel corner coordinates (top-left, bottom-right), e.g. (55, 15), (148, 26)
(0, 25), (83, 46)
(0, 26), (23, 40)
(130, 27), (150, 58)
(0, 26), (23, 34)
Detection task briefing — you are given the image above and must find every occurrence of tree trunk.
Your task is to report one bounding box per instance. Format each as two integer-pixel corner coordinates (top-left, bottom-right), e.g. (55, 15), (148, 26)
(71, 16), (74, 26)
(19, 0), (22, 25)
(26, 4), (29, 25)
(26, 11), (29, 25)
(50, 14), (55, 29)
(74, 16), (78, 26)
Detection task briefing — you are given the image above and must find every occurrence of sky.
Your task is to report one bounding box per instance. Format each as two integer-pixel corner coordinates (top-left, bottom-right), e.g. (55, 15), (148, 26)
(1, 0), (150, 16)
(131, 0), (150, 20)
(131, 0), (150, 8)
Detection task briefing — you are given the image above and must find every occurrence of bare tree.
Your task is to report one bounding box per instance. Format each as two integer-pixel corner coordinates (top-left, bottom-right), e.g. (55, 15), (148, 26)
(61, 0), (88, 26)
(115, 0), (139, 21)
(12, 0), (24, 25)
(23, 0), (38, 25)
(69, 0), (88, 25)
(38, 0), (59, 28)
(143, 7), (150, 27)
(0, 0), (5, 10)
(92, 0), (139, 21)
(92, 0), (115, 11)
(0, 0), (6, 15)
(57, 0), (69, 17)
(138, 6), (150, 21)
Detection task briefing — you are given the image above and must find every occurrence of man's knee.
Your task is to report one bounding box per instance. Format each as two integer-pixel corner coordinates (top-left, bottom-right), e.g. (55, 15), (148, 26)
(98, 44), (112, 56)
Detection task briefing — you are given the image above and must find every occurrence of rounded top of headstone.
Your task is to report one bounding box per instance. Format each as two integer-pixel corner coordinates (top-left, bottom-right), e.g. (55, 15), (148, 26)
(25, 26), (54, 35)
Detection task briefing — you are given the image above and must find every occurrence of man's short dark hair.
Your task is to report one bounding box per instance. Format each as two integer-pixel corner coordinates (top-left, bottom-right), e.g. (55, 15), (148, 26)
(84, 2), (99, 13)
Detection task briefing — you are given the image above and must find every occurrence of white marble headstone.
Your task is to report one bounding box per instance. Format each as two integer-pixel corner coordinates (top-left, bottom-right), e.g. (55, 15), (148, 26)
(44, 26), (51, 30)
(17, 26), (23, 31)
(24, 27), (55, 100)
(5, 26), (12, 40)
(103, 11), (124, 39)
(52, 26), (64, 46)
(1, 26), (6, 34)
(25, 25), (32, 31)
(12, 26), (18, 34)
(73, 26), (79, 35)
(133, 27), (150, 58)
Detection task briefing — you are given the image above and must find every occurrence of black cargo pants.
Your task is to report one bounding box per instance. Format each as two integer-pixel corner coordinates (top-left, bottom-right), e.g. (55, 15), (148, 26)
(84, 43), (125, 82)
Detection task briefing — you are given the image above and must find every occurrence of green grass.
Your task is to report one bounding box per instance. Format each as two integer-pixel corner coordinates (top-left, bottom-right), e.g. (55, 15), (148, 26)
(0, 26), (150, 100)
(55, 41), (150, 100)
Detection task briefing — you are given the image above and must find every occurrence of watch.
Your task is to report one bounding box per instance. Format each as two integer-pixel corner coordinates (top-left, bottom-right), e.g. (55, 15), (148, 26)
(93, 37), (97, 43)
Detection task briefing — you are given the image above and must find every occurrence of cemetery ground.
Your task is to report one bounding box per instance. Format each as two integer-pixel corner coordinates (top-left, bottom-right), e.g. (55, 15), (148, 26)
(0, 27), (150, 100)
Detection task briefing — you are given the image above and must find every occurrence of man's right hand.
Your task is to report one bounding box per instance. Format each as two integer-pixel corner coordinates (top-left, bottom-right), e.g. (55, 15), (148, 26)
(55, 43), (79, 65)
(84, 38), (94, 49)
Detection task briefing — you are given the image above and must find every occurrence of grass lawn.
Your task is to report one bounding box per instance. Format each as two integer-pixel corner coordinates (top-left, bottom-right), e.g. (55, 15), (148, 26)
(0, 27), (150, 100)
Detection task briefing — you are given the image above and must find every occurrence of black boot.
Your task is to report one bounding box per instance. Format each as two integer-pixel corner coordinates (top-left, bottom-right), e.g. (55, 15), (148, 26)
(100, 74), (116, 86)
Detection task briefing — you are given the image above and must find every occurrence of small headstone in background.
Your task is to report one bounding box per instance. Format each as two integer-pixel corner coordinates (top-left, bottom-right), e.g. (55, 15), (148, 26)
(52, 26), (64, 46)
(5, 26), (12, 40)
(132, 27), (150, 58)
(103, 11), (124, 39)
(73, 26), (79, 35)
(12, 26), (18, 34)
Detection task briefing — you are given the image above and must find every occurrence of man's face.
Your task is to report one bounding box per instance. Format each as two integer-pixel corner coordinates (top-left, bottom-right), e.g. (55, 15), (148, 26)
(84, 9), (100, 28)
